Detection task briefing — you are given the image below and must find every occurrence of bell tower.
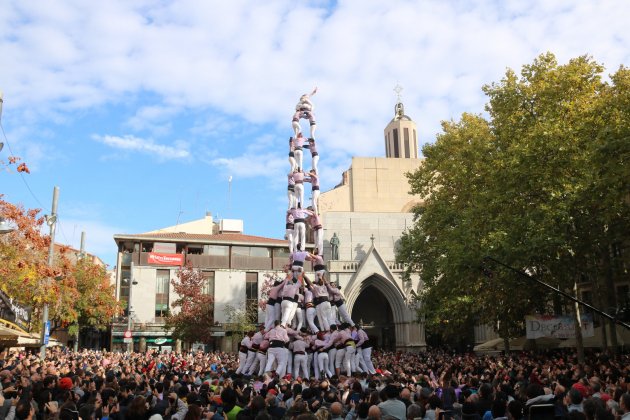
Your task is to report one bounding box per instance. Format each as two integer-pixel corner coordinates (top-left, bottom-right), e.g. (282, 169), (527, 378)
(384, 84), (418, 159)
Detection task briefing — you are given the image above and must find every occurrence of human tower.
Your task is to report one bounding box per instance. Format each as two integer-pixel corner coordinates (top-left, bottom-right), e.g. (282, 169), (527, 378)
(235, 90), (376, 379)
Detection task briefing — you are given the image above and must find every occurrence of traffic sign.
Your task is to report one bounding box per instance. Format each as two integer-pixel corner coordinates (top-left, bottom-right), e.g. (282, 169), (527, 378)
(123, 337), (132, 343)
(124, 330), (132, 339)
(44, 321), (50, 345)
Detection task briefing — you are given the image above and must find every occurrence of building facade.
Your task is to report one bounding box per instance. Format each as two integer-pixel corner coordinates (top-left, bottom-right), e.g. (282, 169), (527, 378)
(316, 100), (427, 351)
(111, 214), (316, 352)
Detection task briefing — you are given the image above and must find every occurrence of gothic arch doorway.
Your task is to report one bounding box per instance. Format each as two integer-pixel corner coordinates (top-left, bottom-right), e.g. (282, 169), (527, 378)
(351, 285), (396, 349)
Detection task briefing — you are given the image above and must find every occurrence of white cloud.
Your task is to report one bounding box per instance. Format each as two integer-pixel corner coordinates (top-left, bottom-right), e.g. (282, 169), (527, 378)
(1, 0), (629, 180)
(92, 134), (190, 159)
(211, 153), (287, 183)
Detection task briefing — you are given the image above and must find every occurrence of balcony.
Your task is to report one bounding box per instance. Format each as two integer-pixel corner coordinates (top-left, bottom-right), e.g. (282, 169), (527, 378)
(186, 254), (230, 269)
(231, 255), (272, 270)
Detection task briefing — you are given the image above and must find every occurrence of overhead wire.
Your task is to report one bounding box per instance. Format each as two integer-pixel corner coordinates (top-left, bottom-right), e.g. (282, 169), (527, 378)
(0, 121), (73, 247)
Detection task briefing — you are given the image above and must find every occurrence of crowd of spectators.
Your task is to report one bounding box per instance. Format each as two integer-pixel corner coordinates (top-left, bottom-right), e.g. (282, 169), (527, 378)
(0, 347), (629, 420)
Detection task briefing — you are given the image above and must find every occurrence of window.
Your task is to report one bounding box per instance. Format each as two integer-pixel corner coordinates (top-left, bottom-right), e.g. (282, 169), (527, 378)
(202, 271), (215, 296)
(273, 248), (291, 258)
(246, 272), (258, 321)
(187, 246), (203, 255)
(120, 269), (131, 314)
(250, 247), (270, 258)
(384, 134), (389, 156)
(393, 129), (399, 157)
(404, 128), (410, 158)
(154, 242), (176, 253)
(205, 245), (229, 256)
(233, 246), (249, 256)
(141, 242), (154, 252)
(233, 247), (270, 257)
(155, 270), (170, 318)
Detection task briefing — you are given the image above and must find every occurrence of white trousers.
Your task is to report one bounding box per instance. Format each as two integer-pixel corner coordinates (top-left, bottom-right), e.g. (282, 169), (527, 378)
(306, 307), (319, 333)
(246, 353), (260, 376)
(294, 353), (308, 379)
(243, 350), (257, 374)
(236, 351), (248, 374)
(294, 149), (304, 171)
(289, 155), (297, 173)
(335, 347), (345, 369)
(318, 352), (333, 378)
(294, 222), (306, 250)
(313, 228), (323, 255)
(343, 346), (356, 376)
(265, 303), (276, 329)
(287, 189), (296, 209)
(311, 154), (319, 174)
(294, 183), (304, 207)
(355, 348), (368, 373)
(256, 352), (267, 376)
(362, 347), (376, 374)
(312, 189), (320, 215)
(265, 347), (288, 377)
(281, 300), (298, 327)
(286, 228), (295, 254)
(295, 308), (304, 331)
(316, 302), (331, 331)
(328, 348), (337, 374)
(336, 303), (354, 326)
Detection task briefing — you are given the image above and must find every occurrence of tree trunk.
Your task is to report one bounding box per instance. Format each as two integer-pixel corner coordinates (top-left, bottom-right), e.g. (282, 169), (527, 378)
(573, 282), (585, 364)
(603, 245), (619, 354)
(595, 280), (608, 352)
(500, 318), (510, 353)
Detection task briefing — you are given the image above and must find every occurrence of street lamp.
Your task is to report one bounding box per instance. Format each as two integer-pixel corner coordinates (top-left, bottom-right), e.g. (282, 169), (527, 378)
(40, 187), (59, 360)
(123, 262), (138, 352)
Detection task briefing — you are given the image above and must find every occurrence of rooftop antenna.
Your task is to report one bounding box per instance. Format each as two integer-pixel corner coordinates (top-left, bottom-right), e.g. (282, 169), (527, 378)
(176, 196), (184, 226)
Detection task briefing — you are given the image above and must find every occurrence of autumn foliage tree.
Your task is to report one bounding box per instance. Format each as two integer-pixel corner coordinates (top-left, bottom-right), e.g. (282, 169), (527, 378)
(164, 265), (214, 344)
(0, 196), (119, 338)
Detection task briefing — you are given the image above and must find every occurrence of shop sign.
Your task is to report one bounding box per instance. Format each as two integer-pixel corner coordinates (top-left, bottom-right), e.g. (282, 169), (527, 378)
(148, 252), (183, 266)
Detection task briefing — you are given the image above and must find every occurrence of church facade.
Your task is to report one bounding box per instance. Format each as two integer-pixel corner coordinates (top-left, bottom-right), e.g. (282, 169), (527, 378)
(317, 100), (427, 351)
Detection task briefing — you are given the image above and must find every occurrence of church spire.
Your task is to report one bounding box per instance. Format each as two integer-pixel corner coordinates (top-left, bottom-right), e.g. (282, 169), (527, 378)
(384, 84), (418, 158)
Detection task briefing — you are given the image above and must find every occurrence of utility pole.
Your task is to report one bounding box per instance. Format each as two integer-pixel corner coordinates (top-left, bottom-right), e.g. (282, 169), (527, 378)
(73, 231), (86, 352)
(40, 186), (59, 360)
(127, 262), (135, 352)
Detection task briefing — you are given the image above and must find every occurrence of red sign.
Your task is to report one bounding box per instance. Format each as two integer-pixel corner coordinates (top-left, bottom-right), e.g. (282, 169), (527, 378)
(124, 330), (132, 339)
(147, 252), (184, 266)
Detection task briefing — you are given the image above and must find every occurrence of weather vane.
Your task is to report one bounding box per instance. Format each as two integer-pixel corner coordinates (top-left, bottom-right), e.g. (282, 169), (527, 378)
(393, 83), (403, 102)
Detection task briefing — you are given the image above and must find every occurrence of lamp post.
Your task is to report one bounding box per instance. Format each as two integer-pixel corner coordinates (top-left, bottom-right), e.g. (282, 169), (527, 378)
(40, 186), (59, 360)
(125, 262), (137, 352)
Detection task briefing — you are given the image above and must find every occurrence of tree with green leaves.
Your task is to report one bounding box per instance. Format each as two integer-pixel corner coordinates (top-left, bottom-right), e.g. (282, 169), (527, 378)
(398, 53), (630, 358)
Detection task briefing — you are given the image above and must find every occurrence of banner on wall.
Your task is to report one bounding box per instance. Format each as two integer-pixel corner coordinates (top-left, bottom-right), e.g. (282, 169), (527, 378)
(525, 314), (594, 339)
(147, 252), (184, 266)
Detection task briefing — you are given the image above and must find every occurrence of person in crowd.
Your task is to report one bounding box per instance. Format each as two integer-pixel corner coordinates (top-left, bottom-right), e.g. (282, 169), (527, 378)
(2, 344), (630, 420)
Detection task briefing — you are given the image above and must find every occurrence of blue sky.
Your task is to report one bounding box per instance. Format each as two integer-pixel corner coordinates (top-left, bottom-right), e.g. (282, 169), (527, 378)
(1, 0), (628, 268)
